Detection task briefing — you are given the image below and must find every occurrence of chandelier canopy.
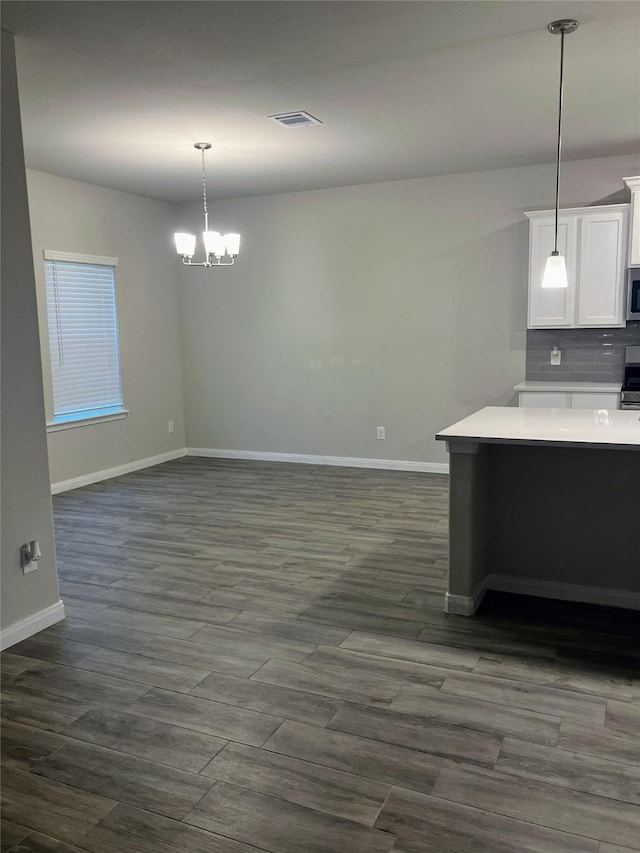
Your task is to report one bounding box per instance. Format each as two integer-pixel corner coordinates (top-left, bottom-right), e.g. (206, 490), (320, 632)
(174, 143), (240, 268)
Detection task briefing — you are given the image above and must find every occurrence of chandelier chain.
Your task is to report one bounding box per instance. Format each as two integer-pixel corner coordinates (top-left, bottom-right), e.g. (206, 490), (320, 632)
(201, 148), (208, 228)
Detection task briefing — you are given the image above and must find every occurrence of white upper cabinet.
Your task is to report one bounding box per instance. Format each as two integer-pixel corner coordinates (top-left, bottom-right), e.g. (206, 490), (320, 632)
(623, 177), (640, 266)
(528, 215), (577, 327)
(526, 204), (629, 329)
(577, 210), (627, 326)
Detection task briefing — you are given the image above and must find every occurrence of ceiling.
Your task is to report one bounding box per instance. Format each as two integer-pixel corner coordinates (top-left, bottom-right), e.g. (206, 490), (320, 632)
(3, 0), (639, 203)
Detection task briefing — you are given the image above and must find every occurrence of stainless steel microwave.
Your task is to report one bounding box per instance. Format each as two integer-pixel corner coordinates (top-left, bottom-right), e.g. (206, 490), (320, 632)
(628, 269), (640, 321)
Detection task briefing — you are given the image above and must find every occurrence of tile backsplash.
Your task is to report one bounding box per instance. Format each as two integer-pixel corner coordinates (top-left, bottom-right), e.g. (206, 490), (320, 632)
(526, 324), (640, 383)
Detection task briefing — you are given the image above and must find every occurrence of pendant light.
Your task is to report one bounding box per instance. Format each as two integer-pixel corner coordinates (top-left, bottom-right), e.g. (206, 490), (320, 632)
(174, 143), (240, 268)
(541, 19), (578, 289)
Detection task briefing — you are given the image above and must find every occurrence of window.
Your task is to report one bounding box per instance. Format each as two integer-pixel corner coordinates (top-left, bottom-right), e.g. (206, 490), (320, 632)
(44, 250), (125, 426)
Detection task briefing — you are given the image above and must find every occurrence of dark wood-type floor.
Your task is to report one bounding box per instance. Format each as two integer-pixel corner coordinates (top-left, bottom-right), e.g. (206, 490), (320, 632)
(1, 458), (639, 852)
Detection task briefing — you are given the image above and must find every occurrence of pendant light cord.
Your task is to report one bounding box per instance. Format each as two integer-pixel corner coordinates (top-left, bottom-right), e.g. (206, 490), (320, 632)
(553, 30), (565, 254)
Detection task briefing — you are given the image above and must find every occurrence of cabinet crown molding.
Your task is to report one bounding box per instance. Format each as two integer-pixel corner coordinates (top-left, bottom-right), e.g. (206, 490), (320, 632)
(524, 203), (629, 219)
(623, 176), (640, 192)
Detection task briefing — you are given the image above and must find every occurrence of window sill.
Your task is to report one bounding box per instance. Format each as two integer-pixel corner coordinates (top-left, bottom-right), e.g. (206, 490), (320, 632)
(47, 409), (129, 433)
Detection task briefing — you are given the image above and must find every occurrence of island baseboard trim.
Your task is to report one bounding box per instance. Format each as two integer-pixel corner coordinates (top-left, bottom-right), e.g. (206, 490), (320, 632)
(487, 575), (640, 611)
(445, 574), (640, 614)
(445, 579), (488, 615)
(187, 448), (449, 474)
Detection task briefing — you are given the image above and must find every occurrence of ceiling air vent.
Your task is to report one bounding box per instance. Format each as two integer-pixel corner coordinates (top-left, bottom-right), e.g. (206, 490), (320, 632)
(269, 111), (322, 129)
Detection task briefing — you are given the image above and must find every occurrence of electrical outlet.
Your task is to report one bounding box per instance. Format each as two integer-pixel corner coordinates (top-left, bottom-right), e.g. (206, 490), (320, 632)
(550, 347), (562, 365)
(376, 426), (386, 440)
(21, 540), (41, 574)
(168, 420), (174, 434)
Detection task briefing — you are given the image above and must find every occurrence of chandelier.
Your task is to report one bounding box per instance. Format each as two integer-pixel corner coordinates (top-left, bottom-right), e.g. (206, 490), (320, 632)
(174, 143), (240, 267)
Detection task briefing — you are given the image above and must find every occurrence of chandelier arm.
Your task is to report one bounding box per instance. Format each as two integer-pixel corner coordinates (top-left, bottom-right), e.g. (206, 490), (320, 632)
(181, 257), (235, 268)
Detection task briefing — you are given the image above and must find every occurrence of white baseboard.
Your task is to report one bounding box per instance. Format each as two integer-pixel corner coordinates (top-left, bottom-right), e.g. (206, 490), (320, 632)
(0, 600), (66, 651)
(51, 448), (447, 494)
(187, 447), (449, 475)
(445, 579), (488, 615)
(51, 449), (187, 494)
(487, 574), (640, 611)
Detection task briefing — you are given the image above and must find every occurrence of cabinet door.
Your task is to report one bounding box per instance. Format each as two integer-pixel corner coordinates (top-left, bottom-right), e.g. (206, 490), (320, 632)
(570, 392), (620, 410)
(528, 216), (577, 328)
(519, 392), (571, 408)
(577, 210), (628, 327)
(627, 183), (640, 266)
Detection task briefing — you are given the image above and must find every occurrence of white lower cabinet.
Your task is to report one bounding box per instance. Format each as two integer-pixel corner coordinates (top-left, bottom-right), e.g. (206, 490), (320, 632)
(519, 392), (570, 408)
(570, 392), (620, 410)
(519, 391), (620, 410)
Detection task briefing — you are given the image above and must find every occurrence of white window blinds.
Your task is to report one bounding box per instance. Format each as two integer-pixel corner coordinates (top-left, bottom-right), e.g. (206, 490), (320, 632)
(44, 251), (123, 423)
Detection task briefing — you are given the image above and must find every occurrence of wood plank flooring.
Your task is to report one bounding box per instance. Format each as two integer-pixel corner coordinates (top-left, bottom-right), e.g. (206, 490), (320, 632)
(1, 457), (639, 852)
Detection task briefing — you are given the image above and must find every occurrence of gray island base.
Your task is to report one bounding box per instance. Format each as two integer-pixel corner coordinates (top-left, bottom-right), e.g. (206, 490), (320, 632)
(436, 407), (640, 615)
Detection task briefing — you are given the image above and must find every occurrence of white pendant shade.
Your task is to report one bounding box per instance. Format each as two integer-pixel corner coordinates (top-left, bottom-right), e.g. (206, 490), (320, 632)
(203, 230), (226, 257)
(224, 233), (241, 257)
(541, 253), (568, 289)
(174, 232), (196, 257)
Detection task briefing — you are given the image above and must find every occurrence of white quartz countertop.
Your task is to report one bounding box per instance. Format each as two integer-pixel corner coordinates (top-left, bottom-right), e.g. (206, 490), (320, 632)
(514, 381), (621, 393)
(436, 406), (640, 450)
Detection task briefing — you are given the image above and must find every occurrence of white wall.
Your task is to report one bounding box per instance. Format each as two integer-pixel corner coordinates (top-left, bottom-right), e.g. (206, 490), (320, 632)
(1, 31), (61, 645)
(178, 153), (638, 465)
(27, 170), (187, 485)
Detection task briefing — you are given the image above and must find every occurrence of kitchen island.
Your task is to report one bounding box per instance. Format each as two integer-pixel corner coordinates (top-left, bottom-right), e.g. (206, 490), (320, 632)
(436, 407), (640, 615)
